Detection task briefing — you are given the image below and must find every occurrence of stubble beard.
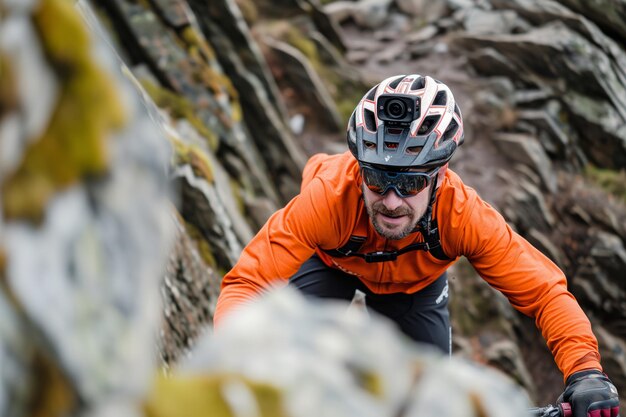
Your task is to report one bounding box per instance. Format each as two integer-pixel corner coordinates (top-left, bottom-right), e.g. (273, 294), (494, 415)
(363, 190), (424, 240)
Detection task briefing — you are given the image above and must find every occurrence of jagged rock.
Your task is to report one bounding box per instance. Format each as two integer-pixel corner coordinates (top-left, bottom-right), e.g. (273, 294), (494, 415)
(395, 0), (449, 20)
(595, 324), (626, 392)
(406, 24), (439, 44)
(462, 9), (529, 35)
(324, 1), (358, 25)
(351, 0), (393, 30)
(446, 0), (476, 10)
(264, 37), (344, 131)
(307, 0), (349, 53)
(484, 339), (535, 397)
(169, 287), (532, 417)
(458, 20), (626, 168)
(188, 0), (308, 201)
(552, 0), (626, 44)
(571, 230), (626, 327)
(465, 48), (519, 79)
(373, 39), (408, 63)
(493, 132), (557, 193)
(526, 228), (566, 268)
(502, 180), (555, 233)
(160, 213), (221, 365)
(515, 109), (570, 158)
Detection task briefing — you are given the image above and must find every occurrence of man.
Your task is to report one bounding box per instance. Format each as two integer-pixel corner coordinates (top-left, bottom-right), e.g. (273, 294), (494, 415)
(214, 74), (619, 417)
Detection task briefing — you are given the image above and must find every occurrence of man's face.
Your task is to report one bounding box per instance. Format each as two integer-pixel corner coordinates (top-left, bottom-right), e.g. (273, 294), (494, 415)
(362, 181), (432, 240)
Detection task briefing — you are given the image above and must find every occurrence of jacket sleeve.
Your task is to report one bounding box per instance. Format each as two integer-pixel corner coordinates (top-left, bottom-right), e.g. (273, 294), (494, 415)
(449, 187), (602, 380)
(213, 177), (341, 326)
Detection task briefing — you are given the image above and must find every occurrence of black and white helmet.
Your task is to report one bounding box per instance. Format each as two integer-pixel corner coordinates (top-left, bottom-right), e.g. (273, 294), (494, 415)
(347, 74), (464, 169)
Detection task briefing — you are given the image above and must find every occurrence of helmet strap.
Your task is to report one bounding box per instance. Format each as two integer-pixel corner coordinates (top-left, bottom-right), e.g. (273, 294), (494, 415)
(415, 179), (438, 235)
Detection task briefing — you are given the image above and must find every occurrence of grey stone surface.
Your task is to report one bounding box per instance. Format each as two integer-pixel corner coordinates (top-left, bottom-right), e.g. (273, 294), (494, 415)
(180, 287), (532, 417)
(265, 37), (344, 131)
(1, 2), (175, 413)
(352, 0), (393, 29)
(493, 132), (557, 193)
(462, 9), (529, 35)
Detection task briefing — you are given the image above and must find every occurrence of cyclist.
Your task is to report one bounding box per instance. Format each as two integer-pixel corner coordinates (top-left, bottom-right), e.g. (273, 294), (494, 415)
(214, 74), (619, 417)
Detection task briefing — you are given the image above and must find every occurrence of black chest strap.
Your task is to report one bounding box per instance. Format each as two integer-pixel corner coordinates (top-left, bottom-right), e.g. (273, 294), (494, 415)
(322, 219), (450, 263)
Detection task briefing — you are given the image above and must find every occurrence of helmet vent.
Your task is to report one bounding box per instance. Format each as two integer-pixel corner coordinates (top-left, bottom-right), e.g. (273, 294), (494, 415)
(386, 127), (404, 135)
(384, 142), (399, 149)
(406, 146), (423, 155)
(417, 115), (440, 135)
(442, 119), (459, 141)
(411, 77), (426, 90)
(366, 87), (377, 101)
(454, 103), (462, 117)
(364, 109), (377, 131)
(433, 91), (447, 106)
(364, 140), (376, 149)
(388, 76), (405, 89)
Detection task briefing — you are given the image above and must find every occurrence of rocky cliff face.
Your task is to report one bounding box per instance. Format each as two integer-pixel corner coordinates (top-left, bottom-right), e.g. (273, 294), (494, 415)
(1, 0), (625, 414)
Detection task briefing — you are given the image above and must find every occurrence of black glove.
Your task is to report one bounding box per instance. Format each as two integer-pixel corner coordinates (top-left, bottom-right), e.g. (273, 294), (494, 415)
(558, 369), (620, 417)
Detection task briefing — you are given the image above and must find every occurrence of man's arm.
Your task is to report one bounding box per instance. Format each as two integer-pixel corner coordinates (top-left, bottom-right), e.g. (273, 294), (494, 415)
(446, 188), (601, 380)
(214, 177), (341, 326)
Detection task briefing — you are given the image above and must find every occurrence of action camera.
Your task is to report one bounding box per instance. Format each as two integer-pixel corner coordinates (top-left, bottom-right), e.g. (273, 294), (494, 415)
(377, 94), (420, 125)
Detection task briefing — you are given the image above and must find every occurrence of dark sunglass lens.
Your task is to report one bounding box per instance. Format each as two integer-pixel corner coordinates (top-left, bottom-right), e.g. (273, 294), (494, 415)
(395, 174), (427, 196)
(362, 168), (386, 194)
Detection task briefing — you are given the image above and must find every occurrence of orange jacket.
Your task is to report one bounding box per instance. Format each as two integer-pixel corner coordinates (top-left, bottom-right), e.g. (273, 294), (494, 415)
(215, 151), (601, 379)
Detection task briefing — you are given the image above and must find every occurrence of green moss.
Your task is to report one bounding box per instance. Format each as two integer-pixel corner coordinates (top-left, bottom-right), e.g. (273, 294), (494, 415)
(168, 134), (215, 183)
(143, 373), (286, 417)
(0, 248), (5, 283)
(357, 370), (383, 397)
(234, 0), (258, 26)
(0, 53), (17, 114)
(287, 30), (319, 64)
(29, 351), (77, 417)
(1, 0), (126, 223)
(178, 27), (242, 124)
(266, 21), (368, 125)
(182, 219), (217, 268)
(180, 26), (216, 62)
(228, 178), (246, 215)
(584, 165), (626, 203)
(141, 79), (219, 151)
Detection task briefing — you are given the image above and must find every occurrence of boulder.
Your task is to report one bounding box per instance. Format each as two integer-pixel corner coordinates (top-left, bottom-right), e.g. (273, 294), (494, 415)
(493, 132), (557, 193)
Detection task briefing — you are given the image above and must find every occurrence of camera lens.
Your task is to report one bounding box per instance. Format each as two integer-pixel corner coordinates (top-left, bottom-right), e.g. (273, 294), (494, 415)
(385, 99), (406, 119)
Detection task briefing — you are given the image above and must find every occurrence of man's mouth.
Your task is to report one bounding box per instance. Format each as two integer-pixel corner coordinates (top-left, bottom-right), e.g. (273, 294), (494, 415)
(377, 211), (409, 225)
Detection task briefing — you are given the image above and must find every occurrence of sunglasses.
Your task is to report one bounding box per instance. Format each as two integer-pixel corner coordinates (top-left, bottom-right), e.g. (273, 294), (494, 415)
(360, 164), (438, 198)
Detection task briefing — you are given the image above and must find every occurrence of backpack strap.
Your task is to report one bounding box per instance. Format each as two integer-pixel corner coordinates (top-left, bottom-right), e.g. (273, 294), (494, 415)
(321, 218), (450, 263)
(322, 235), (367, 257)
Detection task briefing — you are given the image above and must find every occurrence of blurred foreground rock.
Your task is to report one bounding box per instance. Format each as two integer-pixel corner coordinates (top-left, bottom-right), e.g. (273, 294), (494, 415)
(145, 287), (532, 417)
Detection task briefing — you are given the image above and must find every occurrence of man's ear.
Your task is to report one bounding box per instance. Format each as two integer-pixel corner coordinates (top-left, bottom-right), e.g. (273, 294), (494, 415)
(436, 164), (448, 188)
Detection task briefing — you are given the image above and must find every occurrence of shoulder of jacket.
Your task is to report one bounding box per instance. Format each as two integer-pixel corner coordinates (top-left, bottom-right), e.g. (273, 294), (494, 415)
(301, 151), (360, 192)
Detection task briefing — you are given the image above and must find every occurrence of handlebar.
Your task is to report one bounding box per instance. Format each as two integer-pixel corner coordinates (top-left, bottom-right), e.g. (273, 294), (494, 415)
(528, 403), (572, 417)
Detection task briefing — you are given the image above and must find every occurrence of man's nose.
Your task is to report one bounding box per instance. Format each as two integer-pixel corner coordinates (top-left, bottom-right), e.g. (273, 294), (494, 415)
(381, 189), (404, 210)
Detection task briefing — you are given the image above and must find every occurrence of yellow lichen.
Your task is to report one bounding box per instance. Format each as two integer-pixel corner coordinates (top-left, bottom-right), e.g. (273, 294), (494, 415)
(0, 53), (17, 114)
(168, 135), (215, 183)
(0, 248), (5, 282)
(234, 0), (258, 26)
(182, 219), (217, 268)
(141, 79), (220, 151)
(178, 26), (242, 124)
(29, 351), (77, 417)
(1, 0), (126, 223)
(180, 26), (216, 62)
(143, 373), (286, 417)
(584, 165), (626, 203)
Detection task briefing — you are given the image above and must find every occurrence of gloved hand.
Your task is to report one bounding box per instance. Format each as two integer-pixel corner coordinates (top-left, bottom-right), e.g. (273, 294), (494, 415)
(558, 369), (620, 417)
